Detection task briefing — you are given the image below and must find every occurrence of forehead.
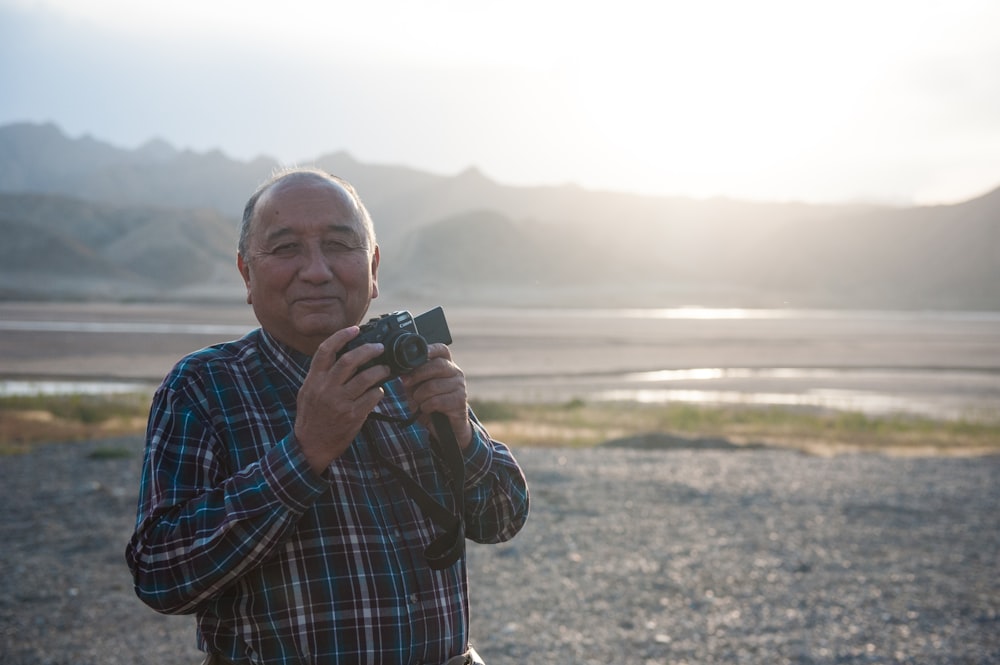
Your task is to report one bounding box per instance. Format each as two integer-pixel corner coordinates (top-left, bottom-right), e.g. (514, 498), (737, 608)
(253, 177), (369, 241)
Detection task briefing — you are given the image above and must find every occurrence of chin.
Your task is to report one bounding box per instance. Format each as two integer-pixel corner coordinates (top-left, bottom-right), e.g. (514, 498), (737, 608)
(286, 313), (337, 338)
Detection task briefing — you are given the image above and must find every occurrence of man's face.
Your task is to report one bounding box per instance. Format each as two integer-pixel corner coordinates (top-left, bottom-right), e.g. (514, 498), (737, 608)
(238, 177), (379, 355)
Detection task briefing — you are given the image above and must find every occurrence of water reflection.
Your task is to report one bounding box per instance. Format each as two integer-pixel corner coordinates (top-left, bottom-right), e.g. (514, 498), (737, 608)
(0, 320), (251, 335)
(3, 307), (998, 422)
(624, 367), (997, 383)
(609, 366), (1000, 421)
(0, 379), (154, 397)
(475, 307), (1000, 322)
(595, 387), (935, 416)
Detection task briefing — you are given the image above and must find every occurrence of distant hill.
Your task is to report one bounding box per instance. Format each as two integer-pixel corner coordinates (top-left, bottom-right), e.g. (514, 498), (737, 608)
(0, 192), (241, 300)
(1, 121), (998, 309)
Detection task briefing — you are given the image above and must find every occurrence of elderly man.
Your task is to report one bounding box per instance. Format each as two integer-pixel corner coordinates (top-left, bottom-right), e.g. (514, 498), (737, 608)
(126, 168), (529, 665)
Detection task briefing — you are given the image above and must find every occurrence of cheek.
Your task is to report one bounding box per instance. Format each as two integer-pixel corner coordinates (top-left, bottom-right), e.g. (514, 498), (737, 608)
(250, 260), (294, 289)
(337, 257), (375, 286)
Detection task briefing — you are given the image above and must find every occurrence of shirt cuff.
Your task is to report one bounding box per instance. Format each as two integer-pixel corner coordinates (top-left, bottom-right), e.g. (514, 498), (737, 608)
(461, 421), (495, 488)
(259, 433), (329, 513)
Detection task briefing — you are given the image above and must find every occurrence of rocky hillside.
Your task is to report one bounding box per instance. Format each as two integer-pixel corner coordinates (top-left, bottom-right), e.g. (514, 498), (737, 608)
(2, 122), (998, 309)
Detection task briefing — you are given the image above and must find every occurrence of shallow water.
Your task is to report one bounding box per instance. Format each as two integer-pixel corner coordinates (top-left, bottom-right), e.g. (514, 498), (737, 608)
(2, 303), (998, 422)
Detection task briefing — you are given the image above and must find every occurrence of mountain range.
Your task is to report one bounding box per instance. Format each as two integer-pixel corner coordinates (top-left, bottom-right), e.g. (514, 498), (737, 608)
(1, 121), (998, 310)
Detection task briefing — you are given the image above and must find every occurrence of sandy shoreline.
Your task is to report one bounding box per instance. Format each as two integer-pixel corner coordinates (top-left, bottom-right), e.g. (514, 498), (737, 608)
(2, 301), (999, 421)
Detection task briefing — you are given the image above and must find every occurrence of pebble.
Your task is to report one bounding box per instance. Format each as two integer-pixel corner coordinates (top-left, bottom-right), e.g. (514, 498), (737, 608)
(2, 437), (998, 664)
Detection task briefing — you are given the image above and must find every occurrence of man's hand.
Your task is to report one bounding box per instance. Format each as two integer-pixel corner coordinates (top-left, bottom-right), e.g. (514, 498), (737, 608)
(294, 326), (390, 474)
(399, 344), (473, 449)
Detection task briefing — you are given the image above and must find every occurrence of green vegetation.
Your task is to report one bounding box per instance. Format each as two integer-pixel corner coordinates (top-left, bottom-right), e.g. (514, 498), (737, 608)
(470, 398), (1000, 456)
(0, 392), (151, 455)
(2, 392), (996, 457)
(86, 445), (136, 460)
(1, 392), (150, 423)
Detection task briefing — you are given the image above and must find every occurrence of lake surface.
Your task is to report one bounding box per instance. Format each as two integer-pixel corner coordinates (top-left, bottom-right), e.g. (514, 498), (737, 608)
(1, 302), (998, 422)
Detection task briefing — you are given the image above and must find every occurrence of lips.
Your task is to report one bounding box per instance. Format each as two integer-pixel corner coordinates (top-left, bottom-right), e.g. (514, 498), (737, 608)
(292, 295), (341, 308)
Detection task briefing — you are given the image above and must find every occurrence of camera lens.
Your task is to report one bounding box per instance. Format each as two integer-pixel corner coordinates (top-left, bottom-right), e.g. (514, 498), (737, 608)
(391, 333), (428, 371)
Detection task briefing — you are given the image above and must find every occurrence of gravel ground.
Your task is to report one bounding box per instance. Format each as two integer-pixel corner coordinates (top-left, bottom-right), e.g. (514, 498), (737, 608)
(1, 436), (998, 665)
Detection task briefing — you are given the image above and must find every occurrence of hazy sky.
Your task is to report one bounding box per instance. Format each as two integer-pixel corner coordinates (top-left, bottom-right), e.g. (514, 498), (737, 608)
(2, 0), (999, 205)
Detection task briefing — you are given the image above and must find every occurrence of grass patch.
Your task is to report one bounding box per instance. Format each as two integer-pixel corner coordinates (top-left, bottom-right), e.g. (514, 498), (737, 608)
(0, 392), (151, 455)
(87, 446), (135, 460)
(2, 393), (996, 457)
(472, 399), (1000, 456)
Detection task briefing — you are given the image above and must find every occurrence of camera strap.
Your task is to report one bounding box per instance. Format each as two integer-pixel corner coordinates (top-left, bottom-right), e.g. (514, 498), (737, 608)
(368, 411), (466, 570)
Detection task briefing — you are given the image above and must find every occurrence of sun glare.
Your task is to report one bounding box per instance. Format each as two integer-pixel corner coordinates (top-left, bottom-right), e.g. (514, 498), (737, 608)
(557, 2), (919, 199)
(10, 0), (1000, 204)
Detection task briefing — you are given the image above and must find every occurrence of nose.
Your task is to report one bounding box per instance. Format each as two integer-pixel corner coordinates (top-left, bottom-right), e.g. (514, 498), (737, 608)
(298, 245), (335, 283)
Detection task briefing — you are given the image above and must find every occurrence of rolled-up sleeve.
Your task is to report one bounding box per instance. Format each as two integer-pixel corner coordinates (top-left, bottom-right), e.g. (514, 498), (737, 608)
(461, 416), (530, 545)
(126, 385), (326, 615)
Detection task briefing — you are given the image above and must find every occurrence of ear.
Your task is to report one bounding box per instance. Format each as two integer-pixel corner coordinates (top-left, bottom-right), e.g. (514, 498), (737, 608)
(369, 245), (381, 300)
(237, 253), (252, 305)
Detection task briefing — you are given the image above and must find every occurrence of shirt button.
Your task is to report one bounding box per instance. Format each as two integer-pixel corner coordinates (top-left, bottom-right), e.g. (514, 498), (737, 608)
(409, 593), (418, 604)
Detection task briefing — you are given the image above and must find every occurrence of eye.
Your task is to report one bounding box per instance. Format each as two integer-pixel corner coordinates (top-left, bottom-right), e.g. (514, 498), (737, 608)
(323, 239), (360, 254)
(270, 242), (300, 256)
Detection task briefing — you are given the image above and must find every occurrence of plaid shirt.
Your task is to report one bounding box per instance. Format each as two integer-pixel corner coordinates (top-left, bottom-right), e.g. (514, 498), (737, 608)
(126, 328), (529, 664)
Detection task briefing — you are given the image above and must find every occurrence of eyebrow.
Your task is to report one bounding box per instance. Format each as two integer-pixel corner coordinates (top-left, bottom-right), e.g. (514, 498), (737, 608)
(263, 224), (367, 245)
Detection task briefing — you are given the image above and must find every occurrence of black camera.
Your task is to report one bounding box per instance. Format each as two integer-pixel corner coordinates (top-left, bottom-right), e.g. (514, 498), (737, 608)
(341, 306), (452, 379)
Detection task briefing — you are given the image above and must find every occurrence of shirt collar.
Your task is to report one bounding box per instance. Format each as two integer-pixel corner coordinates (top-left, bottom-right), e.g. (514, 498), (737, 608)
(257, 328), (312, 386)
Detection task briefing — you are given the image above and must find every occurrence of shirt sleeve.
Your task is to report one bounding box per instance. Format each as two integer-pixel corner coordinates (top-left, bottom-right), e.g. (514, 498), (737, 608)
(125, 383), (328, 615)
(459, 414), (530, 544)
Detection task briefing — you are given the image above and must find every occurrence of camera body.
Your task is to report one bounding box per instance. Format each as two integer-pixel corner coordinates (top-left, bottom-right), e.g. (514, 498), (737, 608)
(341, 307), (452, 379)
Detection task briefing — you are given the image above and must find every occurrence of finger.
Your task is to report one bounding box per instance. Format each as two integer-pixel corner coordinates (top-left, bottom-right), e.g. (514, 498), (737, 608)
(402, 353), (463, 388)
(408, 372), (464, 399)
(337, 342), (386, 377)
(424, 343), (452, 361)
(407, 373), (468, 414)
(312, 326), (361, 369)
(346, 364), (392, 398)
(315, 329), (389, 380)
(420, 390), (467, 418)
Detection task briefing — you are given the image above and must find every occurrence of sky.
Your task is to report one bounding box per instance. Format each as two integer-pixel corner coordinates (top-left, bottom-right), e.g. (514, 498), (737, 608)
(2, 0), (999, 205)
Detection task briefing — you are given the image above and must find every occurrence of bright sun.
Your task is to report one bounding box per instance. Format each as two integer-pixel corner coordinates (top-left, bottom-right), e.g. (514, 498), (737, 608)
(13, 0), (1000, 204)
(554, 2), (910, 199)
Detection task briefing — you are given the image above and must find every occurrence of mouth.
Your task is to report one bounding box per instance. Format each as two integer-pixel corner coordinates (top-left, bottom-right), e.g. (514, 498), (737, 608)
(292, 295), (341, 308)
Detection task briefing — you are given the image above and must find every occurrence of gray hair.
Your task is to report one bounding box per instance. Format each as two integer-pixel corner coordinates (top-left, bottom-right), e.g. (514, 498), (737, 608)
(238, 167), (376, 258)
